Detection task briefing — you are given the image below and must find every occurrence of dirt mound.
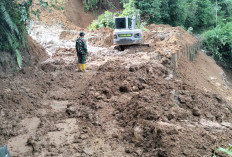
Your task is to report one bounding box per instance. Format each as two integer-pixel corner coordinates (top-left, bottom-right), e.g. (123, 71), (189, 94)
(64, 0), (95, 28)
(27, 36), (49, 63)
(0, 59), (95, 156)
(144, 24), (198, 57)
(0, 52), (18, 75)
(0, 37), (48, 76)
(178, 51), (232, 104)
(30, 0), (82, 30)
(88, 28), (114, 47)
(67, 60), (232, 157)
(59, 30), (76, 40)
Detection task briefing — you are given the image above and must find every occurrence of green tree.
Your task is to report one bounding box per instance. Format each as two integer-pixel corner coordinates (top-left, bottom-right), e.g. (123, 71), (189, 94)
(167, 0), (188, 26)
(135, 0), (161, 24)
(215, 0), (232, 23)
(203, 22), (232, 67)
(185, 0), (198, 29)
(195, 0), (214, 30)
(160, 0), (170, 24)
(0, 0), (28, 68)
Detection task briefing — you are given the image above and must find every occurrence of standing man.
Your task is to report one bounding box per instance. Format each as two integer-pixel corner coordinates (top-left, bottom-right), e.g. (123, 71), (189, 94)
(76, 32), (88, 72)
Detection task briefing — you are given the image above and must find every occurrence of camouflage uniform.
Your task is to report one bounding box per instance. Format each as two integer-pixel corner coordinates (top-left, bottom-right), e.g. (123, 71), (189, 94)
(76, 37), (88, 64)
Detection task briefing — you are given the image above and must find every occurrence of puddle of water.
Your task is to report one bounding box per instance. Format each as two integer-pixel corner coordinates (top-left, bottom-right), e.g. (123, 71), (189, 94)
(54, 104), (66, 108)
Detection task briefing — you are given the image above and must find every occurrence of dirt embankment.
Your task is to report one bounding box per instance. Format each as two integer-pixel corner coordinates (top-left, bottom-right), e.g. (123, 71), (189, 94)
(30, 0), (122, 30)
(178, 51), (232, 104)
(0, 37), (48, 76)
(144, 24), (198, 57)
(64, 0), (95, 28)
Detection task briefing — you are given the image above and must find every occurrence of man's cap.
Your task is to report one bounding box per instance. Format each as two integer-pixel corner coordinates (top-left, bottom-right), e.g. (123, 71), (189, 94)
(80, 32), (85, 36)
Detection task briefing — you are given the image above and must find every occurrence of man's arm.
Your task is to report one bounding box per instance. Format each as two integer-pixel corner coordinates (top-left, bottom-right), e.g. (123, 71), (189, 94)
(83, 40), (88, 55)
(75, 39), (79, 55)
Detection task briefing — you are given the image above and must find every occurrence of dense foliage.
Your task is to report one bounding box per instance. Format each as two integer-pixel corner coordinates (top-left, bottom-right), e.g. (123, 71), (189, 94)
(87, 0), (227, 32)
(0, 0), (30, 68)
(83, 0), (119, 12)
(203, 22), (232, 67)
(135, 0), (216, 31)
(0, 0), (65, 69)
(88, 0), (143, 30)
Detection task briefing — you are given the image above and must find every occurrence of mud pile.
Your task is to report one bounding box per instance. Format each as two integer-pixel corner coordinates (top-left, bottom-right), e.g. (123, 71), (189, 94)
(88, 28), (114, 47)
(30, 0), (83, 30)
(0, 59), (95, 156)
(64, 0), (95, 28)
(0, 36), (48, 76)
(27, 36), (49, 63)
(144, 24), (198, 57)
(67, 59), (232, 156)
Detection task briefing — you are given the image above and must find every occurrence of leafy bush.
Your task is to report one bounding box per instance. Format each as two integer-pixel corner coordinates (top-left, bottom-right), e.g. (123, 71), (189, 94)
(135, 0), (161, 24)
(0, 0), (28, 69)
(202, 22), (232, 67)
(88, 0), (147, 31)
(83, 0), (99, 11)
(88, 11), (115, 30)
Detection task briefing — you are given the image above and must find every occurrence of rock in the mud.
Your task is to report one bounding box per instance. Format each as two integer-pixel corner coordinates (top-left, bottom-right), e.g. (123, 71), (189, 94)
(167, 128), (179, 135)
(102, 88), (112, 99)
(178, 95), (187, 103)
(82, 127), (88, 133)
(125, 147), (132, 154)
(138, 77), (147, 84)
(138, 84), (145, 91)
(161, 57), (169, 65)
(27, 137), (41, 152)
(66, 106), (76, 116)
(83, 147), (94, 155)
(40, 63), (57, 72)
(192, 108), (201, 117)
(73, 135), (82, 143)
(80, 134), (88, 140)
(135, 148), (143, 156)
(134, 126), (143, 142)
(112, 133), (119, 139)
(212, 94), (223, 103)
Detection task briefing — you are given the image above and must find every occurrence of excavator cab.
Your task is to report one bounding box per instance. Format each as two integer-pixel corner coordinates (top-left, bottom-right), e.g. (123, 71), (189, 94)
(113, 16), (143, 46)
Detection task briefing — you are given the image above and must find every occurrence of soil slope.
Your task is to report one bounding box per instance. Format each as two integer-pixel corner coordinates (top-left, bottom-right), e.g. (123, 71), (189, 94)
(64, 0), (95, 28)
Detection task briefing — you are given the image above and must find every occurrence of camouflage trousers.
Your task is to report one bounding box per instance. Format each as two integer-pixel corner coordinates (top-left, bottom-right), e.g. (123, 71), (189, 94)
(78, 54), (87, 64)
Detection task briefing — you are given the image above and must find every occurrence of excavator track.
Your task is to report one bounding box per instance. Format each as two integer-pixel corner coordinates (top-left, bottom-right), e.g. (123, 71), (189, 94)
(114, 43), (150, 51)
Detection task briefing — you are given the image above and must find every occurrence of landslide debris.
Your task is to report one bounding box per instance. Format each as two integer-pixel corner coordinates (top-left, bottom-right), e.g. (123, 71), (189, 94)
(1, 5), (232, 155)
(67, 59), (232, 157)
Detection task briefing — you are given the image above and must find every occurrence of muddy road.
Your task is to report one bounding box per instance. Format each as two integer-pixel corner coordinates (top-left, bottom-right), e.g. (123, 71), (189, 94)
(1, 20), (232, 157)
